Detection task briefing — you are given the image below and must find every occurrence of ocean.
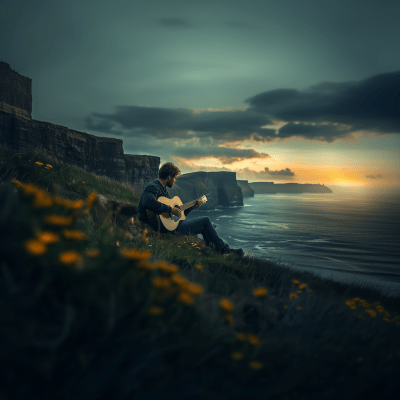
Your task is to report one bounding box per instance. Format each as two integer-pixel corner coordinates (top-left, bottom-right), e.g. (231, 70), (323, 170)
(187, 186), (400, 299)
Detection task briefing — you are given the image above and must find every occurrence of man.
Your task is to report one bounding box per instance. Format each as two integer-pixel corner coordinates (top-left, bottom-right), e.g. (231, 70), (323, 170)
(137, 162), (244, 257)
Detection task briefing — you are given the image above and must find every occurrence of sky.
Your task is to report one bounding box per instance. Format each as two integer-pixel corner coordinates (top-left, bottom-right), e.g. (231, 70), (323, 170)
(1, 0), (400, 194)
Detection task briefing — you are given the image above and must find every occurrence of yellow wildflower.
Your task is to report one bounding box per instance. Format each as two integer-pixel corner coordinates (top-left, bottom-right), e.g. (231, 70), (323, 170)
(42, 214), (74, 226)
(220, 298), (235, 312)
(36, 231), (60, 244)
(247, 334), (262, 346)
(153, 260), (179, 274)
(249, 361), (263, 370)
(253, 287), (267, 297)
(153, 276), (172, 289)
(32, 191), (54, 209)
(24, 239), (47, 256)
(148, 306), (164, 315)
(225, 314), (234, 326)
(231, 352), (244, 360)
(170, 273), (189, 289)
(186, 282), (204, 296)
(58, 250), (84, 269)
(85, 249), (100, 257)
(235, 333), (247, 342)
(62, 229), (89, 241)
(365, 309), (377, 318)
(177, 291), (195, 306)
(120, 248), (153, 261)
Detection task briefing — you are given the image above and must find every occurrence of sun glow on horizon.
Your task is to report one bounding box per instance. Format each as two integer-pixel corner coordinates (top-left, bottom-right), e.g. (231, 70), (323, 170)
(331, 178), (366, 187)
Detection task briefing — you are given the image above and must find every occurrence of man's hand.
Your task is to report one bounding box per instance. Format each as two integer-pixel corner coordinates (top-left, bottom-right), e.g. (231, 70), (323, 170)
(171, 207), (182, 217)
(193, 198), (203, 209)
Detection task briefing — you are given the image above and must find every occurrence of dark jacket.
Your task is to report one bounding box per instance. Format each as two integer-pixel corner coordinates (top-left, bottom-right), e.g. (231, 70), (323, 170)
(137, 179), (195, 230)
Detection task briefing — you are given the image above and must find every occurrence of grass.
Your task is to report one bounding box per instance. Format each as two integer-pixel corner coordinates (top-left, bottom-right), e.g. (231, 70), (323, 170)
(0, 141), (399, 400)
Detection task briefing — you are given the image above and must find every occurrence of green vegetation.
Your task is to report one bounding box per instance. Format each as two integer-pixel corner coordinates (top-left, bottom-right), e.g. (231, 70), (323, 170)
(1, 142), (399, 399)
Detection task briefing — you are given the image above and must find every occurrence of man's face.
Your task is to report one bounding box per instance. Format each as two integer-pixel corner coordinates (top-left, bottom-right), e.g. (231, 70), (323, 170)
(167, 175), (177, 188)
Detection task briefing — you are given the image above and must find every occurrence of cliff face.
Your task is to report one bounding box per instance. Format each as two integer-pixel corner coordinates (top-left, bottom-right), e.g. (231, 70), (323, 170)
(124, 154), (161, 190)
(0, 61), (160, 192)
(168, 171), (243, 210)
(0, 111), (160, 191)
(237, 180), (254, 197)
(0, 62), (32, 120)
(249, 182), (333, 194)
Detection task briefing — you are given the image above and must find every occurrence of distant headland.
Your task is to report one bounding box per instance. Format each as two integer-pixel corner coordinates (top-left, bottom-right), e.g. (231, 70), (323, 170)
(248, 181), (333, 194)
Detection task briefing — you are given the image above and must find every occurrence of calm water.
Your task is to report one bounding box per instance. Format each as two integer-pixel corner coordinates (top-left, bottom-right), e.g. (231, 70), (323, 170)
(187, 186), (400, 299)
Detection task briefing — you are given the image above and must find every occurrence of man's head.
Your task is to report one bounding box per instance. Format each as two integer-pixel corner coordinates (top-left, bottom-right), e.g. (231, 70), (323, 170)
(158, 162), (181, 188)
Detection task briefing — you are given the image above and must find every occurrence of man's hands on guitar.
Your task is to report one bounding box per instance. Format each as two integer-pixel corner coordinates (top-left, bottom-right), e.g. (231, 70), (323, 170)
(193, 198), (203, 209)
(171, 207), (182, 217)
(171, 198), (203, 217)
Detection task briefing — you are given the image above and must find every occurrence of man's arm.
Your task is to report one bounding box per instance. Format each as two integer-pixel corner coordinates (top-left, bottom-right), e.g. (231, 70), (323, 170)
(142, 188), (172, 215)
(184, 198), (203, 216)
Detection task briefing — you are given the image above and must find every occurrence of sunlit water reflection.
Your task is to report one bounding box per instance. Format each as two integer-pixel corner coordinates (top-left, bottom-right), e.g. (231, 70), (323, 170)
(186, 186), (400, 298)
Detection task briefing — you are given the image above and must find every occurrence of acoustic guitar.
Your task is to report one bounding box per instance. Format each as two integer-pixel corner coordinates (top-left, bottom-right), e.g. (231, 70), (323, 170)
(146, 195), (208, 233)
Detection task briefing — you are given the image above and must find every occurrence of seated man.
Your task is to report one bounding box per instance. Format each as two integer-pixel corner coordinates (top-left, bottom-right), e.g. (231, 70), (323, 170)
(137, 161), (244, 257)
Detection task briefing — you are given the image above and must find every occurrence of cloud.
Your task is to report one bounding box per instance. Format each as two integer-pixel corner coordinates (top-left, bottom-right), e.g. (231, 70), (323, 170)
(231, 166), (296, 181)
(86, 70), (400, 146)
(264, 167), (295, 176)
(245, 70), (400, 142)
(86, 106), (276, 141)
(164, 145), (272, 165)
(366, 174), (383, 179)
(84, 70), (400, 180)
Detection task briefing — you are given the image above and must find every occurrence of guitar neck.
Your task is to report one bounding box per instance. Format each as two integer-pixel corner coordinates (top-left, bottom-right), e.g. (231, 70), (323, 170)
(180, 199), (197, 211)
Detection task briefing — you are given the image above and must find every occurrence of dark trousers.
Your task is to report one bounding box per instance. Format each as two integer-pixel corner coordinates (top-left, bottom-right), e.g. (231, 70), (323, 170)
(173, 216), (225, 249)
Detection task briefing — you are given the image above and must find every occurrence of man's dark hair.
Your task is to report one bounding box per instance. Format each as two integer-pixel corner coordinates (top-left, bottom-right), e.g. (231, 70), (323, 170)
(158, 162), (181, 180)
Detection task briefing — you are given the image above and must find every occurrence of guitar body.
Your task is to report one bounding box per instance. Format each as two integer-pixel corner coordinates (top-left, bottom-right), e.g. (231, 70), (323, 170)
(146, 195), (207, 233)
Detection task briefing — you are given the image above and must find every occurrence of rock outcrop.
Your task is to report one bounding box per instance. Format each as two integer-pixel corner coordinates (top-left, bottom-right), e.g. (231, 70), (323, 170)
(0, 61), (160, 192)
(249, 182), (333, 194)
(237, 180), (254, 197)
(168, 171), (243, 210)
(0, 61), (32, 120)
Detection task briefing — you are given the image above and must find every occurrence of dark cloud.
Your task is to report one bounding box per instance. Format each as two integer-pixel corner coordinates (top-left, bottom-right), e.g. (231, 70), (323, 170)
(366, 174), (383, 179)
(87, 107), (276, 140)
(169, 146), (271, 165)
(231, 166), (296, 181)
(264, 167), (295, 176)
(245, 70), (400, 141)
(85, 70), (400, 152)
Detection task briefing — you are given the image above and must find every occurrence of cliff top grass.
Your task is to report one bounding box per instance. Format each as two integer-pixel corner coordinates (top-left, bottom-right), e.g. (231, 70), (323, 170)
(1, 141), (400, 399)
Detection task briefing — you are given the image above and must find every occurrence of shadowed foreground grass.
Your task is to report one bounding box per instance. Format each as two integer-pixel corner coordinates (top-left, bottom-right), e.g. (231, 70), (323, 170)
(1, 142), (400, 400)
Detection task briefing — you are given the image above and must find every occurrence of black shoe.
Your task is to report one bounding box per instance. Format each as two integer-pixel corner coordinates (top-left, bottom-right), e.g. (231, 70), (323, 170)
(229, 248), (244, 257)
(207, 243), (229, 255)
(215, 246), (231, 255)
(223, 243), (244, 257)
(216, 244), (244, 257)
